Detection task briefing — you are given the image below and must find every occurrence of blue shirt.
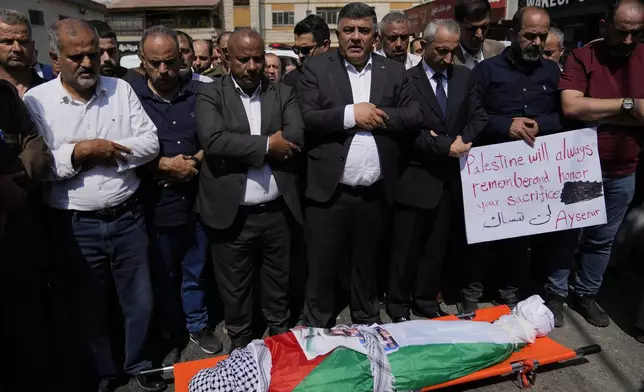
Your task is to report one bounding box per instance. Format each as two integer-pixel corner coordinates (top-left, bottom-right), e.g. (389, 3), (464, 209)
(131, 78), (201, 226)
(472, 48), (563, 146)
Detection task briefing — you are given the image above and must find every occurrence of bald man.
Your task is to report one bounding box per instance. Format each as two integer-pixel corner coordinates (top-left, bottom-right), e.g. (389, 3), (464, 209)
(195, 28), (304, 351)
(265, 53), (283, 82)
(193, 39), (214, 74)
(465, 7), (573, 328)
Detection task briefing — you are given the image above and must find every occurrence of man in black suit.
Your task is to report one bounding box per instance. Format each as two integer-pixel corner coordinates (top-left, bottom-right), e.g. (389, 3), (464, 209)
(388, 19), (487, 322)
(298, 2), (421, 328)
(195, 29), (304, 351)
(281, 14), (331, 90)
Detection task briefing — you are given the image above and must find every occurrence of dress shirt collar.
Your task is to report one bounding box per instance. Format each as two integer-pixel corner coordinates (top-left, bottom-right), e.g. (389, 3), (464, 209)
(460, 42), (484, 63)
(232, 77), (262, 99)
(344, 54), (373, 74)
(422, 59), (447, 80)
(133, 76), (196, 102)
(56, 74), (108, 104)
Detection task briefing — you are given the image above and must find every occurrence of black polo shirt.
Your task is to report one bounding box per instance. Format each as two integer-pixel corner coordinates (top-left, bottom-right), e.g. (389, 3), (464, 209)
(472, 47), (563, 146)
(131, 78), (201, 227)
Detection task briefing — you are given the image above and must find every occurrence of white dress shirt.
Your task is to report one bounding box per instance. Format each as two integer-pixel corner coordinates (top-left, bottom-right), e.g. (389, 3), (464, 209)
(422, 60), (449, 98)
(23, 76), (159, 211)
(341, 56), (382, 187)
(405, 53), (422, 70)
(232, 78), (280, 205)
(192, 72), (213, 83)
(460, 43), (485, 70)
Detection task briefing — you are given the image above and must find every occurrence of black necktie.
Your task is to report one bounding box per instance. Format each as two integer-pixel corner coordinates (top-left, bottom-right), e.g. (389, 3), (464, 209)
(432, 73), (447, 118)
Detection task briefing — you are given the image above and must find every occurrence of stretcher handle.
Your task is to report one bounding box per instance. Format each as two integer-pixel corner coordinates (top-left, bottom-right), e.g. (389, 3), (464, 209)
(575, 344), (601, 357)
(137, 365), (174, 377)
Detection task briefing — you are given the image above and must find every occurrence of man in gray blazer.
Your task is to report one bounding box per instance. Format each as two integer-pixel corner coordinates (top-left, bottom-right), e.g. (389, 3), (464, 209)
(195, 29), (304, 352)
(453, 0), (506, 69)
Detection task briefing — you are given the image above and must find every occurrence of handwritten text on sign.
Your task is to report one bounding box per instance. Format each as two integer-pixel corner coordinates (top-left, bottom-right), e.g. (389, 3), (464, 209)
(459, 128), (607, 244)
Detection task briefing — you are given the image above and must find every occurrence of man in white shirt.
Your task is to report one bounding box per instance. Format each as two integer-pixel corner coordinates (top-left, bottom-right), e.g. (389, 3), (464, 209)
(195, 29), (304, 352)
(23, 18), (163, 392)
(298, 2), (421, 328)
(453, 0), (505, 69)
(378, 11), (422, 69)
(176, 30), (213, 83)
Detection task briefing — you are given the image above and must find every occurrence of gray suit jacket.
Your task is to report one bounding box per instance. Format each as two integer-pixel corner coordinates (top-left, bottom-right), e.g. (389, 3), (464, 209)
(195, 75), (304, 229)
(453, 39), (506, 68)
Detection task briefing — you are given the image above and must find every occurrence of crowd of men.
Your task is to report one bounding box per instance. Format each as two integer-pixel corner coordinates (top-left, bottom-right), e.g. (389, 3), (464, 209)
(1, 0), (643, 391)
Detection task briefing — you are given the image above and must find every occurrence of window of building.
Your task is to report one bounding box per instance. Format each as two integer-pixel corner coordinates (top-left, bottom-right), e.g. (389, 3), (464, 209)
(234, 0), (250, 5)
(272, 11), (294, 26)
(316, 8), (341, 26)
(145, 10), (212, 29)
(28, 10), (45, 26)
(106, 15), (145, 36)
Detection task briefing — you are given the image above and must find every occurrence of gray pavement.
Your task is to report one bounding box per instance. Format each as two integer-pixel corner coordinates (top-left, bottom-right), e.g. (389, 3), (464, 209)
(115, 270), (644, 392)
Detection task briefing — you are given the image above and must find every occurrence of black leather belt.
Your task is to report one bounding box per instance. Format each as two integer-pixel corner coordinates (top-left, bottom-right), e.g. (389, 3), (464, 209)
(76, 192), (140, 220)
(239, 197), (284, 214)
(339, 181), (382, 196)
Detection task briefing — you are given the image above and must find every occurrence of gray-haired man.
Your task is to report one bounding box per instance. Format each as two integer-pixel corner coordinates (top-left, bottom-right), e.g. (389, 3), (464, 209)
(543, 26), (565, 70)
(379, 11), (422, 69)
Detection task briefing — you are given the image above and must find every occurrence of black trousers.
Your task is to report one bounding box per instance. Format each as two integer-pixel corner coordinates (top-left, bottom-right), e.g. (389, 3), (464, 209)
(204, 199), (291, 349)
(304, 183), (388, 327)
(387, 190), (453, 319)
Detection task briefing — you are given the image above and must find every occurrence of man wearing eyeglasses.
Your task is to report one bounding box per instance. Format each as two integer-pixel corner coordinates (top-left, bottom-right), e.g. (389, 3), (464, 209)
(378, 12), (422, 69)
(453, 0), (505, 69)
(281, 15), (331, 90)
(462, 8), (575, 327)
(543, 27), (565, 71)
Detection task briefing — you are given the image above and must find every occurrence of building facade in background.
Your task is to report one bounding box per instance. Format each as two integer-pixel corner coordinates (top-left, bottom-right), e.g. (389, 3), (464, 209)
(0, 0), (107, 63)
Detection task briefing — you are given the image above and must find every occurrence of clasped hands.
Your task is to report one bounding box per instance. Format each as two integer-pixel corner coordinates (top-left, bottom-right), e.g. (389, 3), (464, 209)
(158, 151), (203, 187)
(509, 117), (539, 147)
(354, 102), (390, 130)
(429, 130), (472, 158)
(268, 130), (300, 161)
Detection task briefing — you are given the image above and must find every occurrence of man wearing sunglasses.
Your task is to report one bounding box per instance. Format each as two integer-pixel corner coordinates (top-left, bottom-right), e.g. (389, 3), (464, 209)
(281, 15), (330, 89)
(463, 7), (574, 327)
(560, 0), (644, 329)
(378, 12), (422, 69)
(453, 0), (505, 69)
(543, 27), (565, 71)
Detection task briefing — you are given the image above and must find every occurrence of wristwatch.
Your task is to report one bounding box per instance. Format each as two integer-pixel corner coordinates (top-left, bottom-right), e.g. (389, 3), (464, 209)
(622, 98), (634, 112)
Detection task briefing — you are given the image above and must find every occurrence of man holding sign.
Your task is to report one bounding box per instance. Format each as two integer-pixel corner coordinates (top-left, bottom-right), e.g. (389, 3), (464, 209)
(464, 7), (578, 327)
(387, 19), (487, 322)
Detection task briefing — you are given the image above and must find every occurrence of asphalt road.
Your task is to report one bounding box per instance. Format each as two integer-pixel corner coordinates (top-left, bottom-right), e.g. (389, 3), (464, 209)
(115, 269), (644, 392)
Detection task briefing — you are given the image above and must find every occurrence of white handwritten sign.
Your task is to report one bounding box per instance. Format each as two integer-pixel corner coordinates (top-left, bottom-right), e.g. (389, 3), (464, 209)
(459, 128), (607, 244)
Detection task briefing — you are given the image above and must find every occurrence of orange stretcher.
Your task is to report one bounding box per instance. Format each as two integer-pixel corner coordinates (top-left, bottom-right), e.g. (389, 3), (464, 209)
(141, 305), (601, 392)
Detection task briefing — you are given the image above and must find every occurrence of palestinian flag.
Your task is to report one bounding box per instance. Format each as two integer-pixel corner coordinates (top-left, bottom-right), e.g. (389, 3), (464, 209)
(266, 320), (524, 391)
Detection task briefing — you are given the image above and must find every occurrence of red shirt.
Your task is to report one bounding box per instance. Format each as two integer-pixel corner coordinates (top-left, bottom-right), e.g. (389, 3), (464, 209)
(559, 41), (644, 177)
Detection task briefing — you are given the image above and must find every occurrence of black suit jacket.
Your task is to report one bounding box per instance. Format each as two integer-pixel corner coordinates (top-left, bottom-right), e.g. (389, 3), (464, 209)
(297, 51), (421, 205)
(396, 62), (487, 210)
(195, 75), (304, 229)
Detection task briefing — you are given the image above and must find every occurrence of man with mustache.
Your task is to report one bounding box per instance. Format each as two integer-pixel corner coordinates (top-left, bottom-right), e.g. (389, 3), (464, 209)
(298, 2), (421, 328)
(265, 52), (283, 82)
(132, 25), (222, 362)
(463, 7), (575, 327)
(379, 12), (421, 69)
(23, 18), (163, 392)
(560, 0), (644, 329)
(88, 20), (143, 83)
(195, 29), (304, 352)
(453, 0), (505, 69)
(0, 9), (45, 97)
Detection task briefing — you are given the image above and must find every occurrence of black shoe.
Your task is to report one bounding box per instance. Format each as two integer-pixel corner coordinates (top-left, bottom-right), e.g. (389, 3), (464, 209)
(134, 375), (167, 392)
(545, 294), (566, 328)
(457, 299), (478, 314)
(392, 316), (410, 323)
(98, 380), (116, 392)
(570, 294), (610, 327)
(379, 293), (387, 309)
(494, 295), (519, 309)
(634, 327), (644, 344)
(190, 328), (224, 355)
(161, 346), (181, 366)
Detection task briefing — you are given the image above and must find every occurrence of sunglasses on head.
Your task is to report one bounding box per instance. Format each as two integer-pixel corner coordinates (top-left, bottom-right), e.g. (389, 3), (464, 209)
(293, 45), (317, 56)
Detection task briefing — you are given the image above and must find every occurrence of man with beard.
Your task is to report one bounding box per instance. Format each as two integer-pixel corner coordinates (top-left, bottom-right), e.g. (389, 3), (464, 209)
(23, 18), (162, 392)
(0, 9), (45, 97)
(559, 0), (644, 328)
(195, 29), (304, 352)
(281, 15), (330, 89)
(265, 52), (283, 82)
(176, 30), (212, 83)
(133, 25), (222, 359)
(298, 2), (421, 328)
(88, 20), (143, 83)
(453, 0), (505, 69)
(378, 12), (421, 69)
(462, 7), (574, 326)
